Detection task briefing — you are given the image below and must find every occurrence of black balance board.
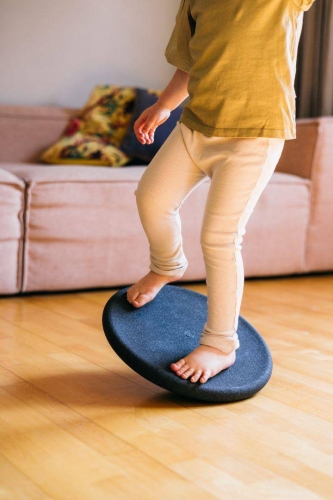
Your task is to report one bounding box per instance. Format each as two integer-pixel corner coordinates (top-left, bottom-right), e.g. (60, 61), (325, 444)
(102, 284), (273, 403)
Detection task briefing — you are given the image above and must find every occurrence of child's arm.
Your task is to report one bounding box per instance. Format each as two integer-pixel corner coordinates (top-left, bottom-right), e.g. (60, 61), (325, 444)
(134, 0), (193, 145)
(134, 68), (190, 145)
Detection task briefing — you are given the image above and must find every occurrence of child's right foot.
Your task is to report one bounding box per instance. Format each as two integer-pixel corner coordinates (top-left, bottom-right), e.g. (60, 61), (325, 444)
(126, 270), (185, 308)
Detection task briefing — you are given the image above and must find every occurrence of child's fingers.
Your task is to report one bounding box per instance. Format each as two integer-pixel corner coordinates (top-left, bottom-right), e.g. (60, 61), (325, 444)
(148, 128), (156, 142)
(142, 125), (156, 144)
(134, 113), (158, 143)
(140, 124), (156, 144)
(135, 116), (146, 135)
(133, 116), (149, 143)
(141, 115), (158, 134)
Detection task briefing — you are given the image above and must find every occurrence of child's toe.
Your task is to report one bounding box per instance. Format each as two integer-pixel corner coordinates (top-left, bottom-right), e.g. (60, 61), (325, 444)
(130, 290), (139, 300)
(133, 293), (150, 307)
(176, 364), (189, 376)
(190, 370), (202, 383)
(200, 370), (211, 383)
(181, 368), (195, 379)
(170, 359), (185, 371)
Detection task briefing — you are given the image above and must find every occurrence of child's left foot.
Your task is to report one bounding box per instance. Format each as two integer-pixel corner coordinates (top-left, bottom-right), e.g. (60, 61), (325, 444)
(170, 345), (236, 384)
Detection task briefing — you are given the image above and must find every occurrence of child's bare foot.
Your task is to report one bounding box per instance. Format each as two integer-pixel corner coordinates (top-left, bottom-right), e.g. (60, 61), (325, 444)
(170, 345), (236, 384)
(126, 270), (185, 308)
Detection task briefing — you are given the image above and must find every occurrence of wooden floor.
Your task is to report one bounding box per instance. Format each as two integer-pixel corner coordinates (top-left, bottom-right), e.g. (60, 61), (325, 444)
(0, 273), (332, 499)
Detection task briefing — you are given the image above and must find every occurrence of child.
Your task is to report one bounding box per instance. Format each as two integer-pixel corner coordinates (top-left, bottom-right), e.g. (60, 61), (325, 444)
(126, 0), (316, 384)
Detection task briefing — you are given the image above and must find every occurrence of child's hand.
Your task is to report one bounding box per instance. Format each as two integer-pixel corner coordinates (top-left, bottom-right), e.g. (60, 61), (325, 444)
(134, 102), (171, 145)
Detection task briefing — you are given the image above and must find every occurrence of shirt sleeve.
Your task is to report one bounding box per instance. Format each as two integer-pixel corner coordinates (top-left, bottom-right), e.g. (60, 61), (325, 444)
(292, 0), (316, 11)
(164, 0), (194, 73)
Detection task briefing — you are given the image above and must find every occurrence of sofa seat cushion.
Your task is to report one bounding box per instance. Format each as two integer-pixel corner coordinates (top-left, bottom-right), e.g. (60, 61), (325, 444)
(0, 168), (25, 294)
(2, 163), (147, 183)
(1, 163), (148, 293)
(237, 170), (311, 276)
(0, 163), (311, 292)
(1, 162), (309, 189)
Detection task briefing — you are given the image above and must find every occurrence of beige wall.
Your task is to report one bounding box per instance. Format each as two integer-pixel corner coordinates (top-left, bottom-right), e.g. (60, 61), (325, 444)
(0, 0), (179, 108)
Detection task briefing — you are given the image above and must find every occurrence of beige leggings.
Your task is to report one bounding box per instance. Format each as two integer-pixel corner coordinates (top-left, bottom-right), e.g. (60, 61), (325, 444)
(134, 121), (285, 354)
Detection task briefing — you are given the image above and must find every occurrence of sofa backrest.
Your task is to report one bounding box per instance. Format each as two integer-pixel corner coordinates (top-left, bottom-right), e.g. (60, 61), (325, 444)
(0, 104), (79, 163)
(1, 104), (331, 176)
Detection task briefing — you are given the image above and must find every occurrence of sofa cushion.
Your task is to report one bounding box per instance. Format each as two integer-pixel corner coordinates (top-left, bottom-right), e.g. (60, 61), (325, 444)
(241, 171), (311, 276)
(119, 87), (183, 162)
(1, 163), (148, 292)
(76, 85), (138, 147)
(0, 168), (25, 294)
(2, 163), (146, 183)
(1, 163), (311, 293)
(276, 118), (333, 271)
(40, 85), (138, 167)
(40, 131), (131, 167)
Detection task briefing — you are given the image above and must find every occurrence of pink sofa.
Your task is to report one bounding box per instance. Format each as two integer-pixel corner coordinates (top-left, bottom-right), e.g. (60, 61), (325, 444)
(0, 104), (332, 296)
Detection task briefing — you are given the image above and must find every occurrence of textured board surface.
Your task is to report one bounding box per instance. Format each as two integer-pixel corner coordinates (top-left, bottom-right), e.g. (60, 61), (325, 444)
(102, 285), (273, 403)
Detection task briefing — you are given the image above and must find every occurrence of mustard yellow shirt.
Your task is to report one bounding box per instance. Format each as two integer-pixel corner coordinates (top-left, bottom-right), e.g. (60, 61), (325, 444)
(164, 0), (316, 140)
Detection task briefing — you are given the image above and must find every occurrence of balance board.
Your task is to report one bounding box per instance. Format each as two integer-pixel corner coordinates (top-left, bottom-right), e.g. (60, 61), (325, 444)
(102, 284), (273, 403)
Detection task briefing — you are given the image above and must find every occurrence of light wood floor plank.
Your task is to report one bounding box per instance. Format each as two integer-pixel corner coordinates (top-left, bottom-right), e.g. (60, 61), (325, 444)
(0, 273), (332, 499)
(0, 453), (50, 500)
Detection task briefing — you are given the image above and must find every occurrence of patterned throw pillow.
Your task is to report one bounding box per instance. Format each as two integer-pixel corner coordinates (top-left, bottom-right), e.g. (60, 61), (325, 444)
(40, 85), (138, 167)
(41, 131), (130, 167)
(77, 84), (137, 148)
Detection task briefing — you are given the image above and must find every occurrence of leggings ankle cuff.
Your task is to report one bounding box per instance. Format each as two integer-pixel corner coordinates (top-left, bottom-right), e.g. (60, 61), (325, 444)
(149, 262), (188, 277)
(199, 330), (240, 354)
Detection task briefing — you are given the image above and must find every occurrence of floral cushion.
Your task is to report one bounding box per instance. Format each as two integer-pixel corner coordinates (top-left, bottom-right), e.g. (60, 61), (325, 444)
(76, 85), (137, 148)
(41, 130), (130, 167)
(41, 85), (152, 167)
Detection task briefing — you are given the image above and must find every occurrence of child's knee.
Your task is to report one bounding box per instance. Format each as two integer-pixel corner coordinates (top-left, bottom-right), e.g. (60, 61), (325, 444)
(200, 223), (247, 253)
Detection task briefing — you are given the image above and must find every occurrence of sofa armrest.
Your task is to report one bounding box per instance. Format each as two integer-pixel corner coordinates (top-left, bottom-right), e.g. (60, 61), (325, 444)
(276, 116), (333, 181)
(0, 167), (26, 294)
(276, 116), (333, 271)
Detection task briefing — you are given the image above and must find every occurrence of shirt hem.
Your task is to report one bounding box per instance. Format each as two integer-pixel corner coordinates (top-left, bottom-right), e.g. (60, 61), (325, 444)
(180, 112), (295, 140)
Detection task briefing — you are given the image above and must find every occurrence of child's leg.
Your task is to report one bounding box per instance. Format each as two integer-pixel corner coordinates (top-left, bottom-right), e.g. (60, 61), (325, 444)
(134, 121), (208, 277)
(198, 134), (285, 354)
(171, 125), (285, 383)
